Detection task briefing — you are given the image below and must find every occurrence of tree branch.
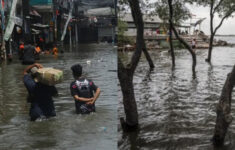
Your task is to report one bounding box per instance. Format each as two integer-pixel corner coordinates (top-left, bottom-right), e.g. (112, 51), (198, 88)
(213, 11), (234, 35)
(212, 0), (224, 14)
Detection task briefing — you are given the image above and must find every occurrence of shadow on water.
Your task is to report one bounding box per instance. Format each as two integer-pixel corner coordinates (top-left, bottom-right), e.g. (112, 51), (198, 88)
(118, 44), (235, 150)
(0, 43), (117, 150)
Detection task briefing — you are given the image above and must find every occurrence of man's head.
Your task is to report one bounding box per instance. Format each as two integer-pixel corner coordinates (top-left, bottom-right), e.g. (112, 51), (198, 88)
(71, 64), (83, 78)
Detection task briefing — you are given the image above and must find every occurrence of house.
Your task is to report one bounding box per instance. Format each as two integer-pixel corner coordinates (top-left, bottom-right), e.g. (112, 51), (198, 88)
(119, 13), (164, 37)
(57, 0), (117, 43)
(120, 13), (202, 37)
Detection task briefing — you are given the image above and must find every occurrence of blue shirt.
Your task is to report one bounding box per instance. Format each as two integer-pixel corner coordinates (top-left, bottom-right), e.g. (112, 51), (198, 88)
(23, 74), (58, 103)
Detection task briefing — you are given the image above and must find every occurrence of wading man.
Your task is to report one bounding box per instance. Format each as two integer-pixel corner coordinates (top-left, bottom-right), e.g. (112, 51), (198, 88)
(23, 63), (58, 121)
(70, 64), (101, 114)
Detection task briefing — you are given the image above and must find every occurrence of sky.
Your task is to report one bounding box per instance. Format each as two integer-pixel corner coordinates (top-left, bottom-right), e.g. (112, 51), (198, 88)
(146, 0), (235, 35)
(187, 4), (235, 35)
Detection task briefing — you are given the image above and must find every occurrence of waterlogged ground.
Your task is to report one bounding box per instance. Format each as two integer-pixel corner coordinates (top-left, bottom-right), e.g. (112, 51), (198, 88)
(119, 44), (235, 150)
(0, 44), (117, 150)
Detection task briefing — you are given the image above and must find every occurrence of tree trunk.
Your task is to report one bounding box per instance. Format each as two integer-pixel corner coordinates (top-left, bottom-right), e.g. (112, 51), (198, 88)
(118, 0), (145, 131)
(212, 65), (235, 146)
(168, 0), (175, 68)
(118, 58), (139, 129)
(206, 4), (214, 63)
(169, 0), (196, 75)
(206, 34), (214, 62)
(143, 44), (154, 69)
(171, 25), (196, 76)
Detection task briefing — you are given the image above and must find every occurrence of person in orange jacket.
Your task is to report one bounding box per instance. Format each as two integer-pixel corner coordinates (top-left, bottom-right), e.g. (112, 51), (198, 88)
(19, 42), (24, 60)
(52, 45), (58, 56)
(34, 45), (41, 60)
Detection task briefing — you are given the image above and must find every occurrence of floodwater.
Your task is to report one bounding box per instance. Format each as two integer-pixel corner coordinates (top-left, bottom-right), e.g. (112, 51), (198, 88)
(0, 44), (117, 150)
(118, 39), (235, 149)
(215, 35), (235, 44)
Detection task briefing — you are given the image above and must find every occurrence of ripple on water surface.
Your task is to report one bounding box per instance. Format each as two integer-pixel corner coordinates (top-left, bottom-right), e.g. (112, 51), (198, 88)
(119, 46), (235, 150)
(0, 44), (117, 150)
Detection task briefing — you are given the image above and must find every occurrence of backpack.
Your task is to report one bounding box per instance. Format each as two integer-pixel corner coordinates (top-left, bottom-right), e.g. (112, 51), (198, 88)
(75, 79), (92, 98)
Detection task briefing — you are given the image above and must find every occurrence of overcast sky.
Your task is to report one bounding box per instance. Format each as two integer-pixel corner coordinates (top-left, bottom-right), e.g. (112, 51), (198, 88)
(146, 1), (235, 35)
(187, 4), (235, 35)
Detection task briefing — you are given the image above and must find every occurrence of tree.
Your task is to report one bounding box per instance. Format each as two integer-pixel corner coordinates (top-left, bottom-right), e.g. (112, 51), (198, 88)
(118, 0), (154, 69)
(212, 65), (235, 146)
(118, 0), (146, 131)
(118, 19), (134, 46)
(154, 0), (196, 74)
(196, 0), (235, 62)
(153, 0), (192, 69)
(168, 0), (175, 67)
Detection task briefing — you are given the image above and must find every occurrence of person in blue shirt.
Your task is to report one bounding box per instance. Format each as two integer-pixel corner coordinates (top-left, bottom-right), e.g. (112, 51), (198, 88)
(23, 63), (58, 121)
(70, 64), (101, 114)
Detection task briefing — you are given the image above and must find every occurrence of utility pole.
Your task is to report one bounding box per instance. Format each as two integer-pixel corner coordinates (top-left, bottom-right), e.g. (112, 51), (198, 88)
(0, 0), (6, 60)
(52, 0), (57, 43)
(22, 0), (31, 43)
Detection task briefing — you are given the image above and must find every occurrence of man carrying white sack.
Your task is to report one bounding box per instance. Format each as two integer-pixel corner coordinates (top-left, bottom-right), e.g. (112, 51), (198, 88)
(23, 63), (58, 121)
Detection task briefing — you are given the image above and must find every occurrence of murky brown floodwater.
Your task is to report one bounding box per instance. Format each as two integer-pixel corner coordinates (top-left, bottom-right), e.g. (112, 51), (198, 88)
(0, 43), (117, 150)
(118, 37), (235, 150)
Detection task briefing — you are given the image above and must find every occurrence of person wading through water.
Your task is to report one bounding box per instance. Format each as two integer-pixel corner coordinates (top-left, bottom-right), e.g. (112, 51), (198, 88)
(23, 63), (58, 121)
(22, 41), (35, 65)
(70, 64), (101, 114)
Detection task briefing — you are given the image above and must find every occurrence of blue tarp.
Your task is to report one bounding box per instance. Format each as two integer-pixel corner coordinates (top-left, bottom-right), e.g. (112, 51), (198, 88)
(30, 0), (52, 5)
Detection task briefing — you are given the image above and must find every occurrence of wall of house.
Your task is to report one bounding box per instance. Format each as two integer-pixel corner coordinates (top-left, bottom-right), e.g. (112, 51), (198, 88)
(98, 27), (113, 42)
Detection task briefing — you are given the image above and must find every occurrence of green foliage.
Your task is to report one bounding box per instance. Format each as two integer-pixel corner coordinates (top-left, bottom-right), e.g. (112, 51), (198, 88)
(117, 19), (134, 46)
(153, 0), (191, 25)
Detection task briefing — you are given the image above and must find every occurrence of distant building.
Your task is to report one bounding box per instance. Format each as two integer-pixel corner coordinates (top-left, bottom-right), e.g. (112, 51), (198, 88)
(120, 13), (204, 37)
(3, 0), (117, 46)
(120, 13), (163, 37)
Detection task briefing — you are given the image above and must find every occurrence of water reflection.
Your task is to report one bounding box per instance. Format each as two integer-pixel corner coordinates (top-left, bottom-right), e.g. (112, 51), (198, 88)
(119, 44), (235, 149)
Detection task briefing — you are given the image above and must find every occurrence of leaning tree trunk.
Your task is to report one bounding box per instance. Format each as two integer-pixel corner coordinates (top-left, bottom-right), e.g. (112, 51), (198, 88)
(212, 65), (235, 146)
(168, 0), (175, 68)
(171, 25), (196, 76)
(118, 0), (145, 131)
(143, 44), (154, 69)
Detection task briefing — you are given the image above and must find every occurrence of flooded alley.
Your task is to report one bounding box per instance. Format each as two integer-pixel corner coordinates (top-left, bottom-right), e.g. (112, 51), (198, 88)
(0, 44), (117, 150)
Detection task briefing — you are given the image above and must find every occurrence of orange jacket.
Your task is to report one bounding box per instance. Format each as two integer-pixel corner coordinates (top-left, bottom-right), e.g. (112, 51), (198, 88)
(52, 47), (58, 55)
(19, 44), (24, 50)
(35, 46), (41, 53)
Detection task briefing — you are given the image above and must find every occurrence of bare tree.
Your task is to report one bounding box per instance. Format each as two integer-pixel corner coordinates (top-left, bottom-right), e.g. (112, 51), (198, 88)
(196, 0), (235, 62)
(168, 0), (196, 75)
(119, 0), (155, 69)
(118, 0), (145, 131)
